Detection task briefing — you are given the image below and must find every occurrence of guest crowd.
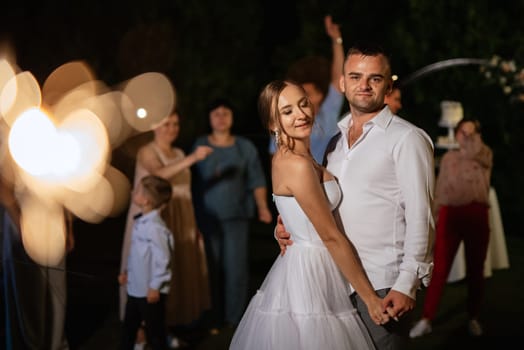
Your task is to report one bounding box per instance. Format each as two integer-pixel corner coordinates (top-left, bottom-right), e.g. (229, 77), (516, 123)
(0, 14), (499, 350)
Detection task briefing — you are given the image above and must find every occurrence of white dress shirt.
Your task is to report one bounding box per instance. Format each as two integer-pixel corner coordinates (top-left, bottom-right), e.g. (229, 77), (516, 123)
(326, 106), (435, 299)
(127, 209), (174, 297)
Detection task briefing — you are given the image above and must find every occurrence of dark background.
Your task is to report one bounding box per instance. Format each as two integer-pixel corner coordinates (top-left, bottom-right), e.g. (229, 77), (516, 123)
(2, 0), (523, 237)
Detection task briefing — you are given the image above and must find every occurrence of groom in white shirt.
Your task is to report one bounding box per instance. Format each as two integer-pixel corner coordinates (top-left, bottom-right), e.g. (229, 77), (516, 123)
(277, 43), (435, 350)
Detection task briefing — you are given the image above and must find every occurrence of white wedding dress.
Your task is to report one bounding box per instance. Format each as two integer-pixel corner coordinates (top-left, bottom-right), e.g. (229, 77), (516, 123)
(230, 180), (375, 350)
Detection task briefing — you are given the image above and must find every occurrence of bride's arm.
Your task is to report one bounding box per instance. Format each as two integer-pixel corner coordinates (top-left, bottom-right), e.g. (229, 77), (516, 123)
(279, 155), (387, 325)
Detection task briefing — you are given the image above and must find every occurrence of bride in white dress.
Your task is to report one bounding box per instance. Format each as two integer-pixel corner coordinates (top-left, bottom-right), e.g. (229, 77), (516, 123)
(229, 80), (389, 350)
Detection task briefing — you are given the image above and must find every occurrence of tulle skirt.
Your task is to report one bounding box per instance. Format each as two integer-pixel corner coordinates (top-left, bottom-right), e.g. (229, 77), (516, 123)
(230, 242), (375, 350)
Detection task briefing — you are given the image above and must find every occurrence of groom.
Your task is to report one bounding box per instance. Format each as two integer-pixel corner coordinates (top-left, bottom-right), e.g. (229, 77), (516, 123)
(276, 42), (435, 350)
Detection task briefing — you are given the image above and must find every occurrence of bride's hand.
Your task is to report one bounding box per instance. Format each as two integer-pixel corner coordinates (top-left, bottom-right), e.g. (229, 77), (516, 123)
(367, 296), (390, 325)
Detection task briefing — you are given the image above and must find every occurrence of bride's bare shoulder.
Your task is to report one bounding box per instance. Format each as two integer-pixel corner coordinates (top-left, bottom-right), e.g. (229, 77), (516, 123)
(272, 150), (315, 195)
(273, 151), (317, 187)
(273, 149), (310, 171)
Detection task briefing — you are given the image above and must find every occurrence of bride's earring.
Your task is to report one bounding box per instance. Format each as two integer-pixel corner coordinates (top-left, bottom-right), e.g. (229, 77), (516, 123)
(274, 129), (280, 147)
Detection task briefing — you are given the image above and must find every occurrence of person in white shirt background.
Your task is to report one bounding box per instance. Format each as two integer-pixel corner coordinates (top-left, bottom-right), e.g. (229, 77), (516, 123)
(119, 175), (174, 350)
(276, 42), (435, 349)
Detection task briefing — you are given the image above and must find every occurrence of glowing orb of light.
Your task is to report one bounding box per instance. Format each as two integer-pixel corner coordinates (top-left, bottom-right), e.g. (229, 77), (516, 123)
(120, 72), (176, 131)
(53, 131), (81, 176)
(8, 108), (57, 176)
(136, 107), (147, 118)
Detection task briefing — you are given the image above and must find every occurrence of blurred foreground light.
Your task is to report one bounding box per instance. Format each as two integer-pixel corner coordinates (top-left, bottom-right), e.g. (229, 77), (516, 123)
(0, 59), (17, 110)
(0, 71), (42, 126)
(8, 107), (110, 195)
(136, 107), (147, 118)
(20, 196), (66, 267)
(8, 108), (57, 176)
(86, 91), (132, 149)
(42, 60), (97, 106)
(120, 72), (176, 131)
(54, 109), (110, 192)
(60, 165), (130, 223)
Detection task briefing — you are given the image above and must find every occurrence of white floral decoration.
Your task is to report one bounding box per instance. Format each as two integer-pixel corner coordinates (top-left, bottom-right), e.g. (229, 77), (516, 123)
(480, 55), (524, 102)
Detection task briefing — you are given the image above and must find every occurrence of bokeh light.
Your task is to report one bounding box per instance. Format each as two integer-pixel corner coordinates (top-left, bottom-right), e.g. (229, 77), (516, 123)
(120, 72), (176, 131)
(0, 56), (176, 266)
(0, 71), (42, 126)
(20, 196), (67, 267)
(8, 108), (57, 176)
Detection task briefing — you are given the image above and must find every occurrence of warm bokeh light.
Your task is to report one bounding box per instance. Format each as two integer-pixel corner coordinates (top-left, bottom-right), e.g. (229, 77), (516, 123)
(120, 72), (176, 131)
(41, 60), (97, 107)
(0, 71), (42, 126)
(8, 108), (58, 176)
(59, 166), (130, 223)
(83, 90), (133, 149)
(7, 107), (107, 189)
(61, 174), (113, 223)
(20, 196), (67, 267)
(136, 107), (147, 118)
(0, 58), (17, 105)
(57, 108), (110, 192)
(0, 56), (176, 265)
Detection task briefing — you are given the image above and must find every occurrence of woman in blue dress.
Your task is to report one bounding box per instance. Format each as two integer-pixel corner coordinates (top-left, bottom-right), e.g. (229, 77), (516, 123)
(192, 98), (273, 331)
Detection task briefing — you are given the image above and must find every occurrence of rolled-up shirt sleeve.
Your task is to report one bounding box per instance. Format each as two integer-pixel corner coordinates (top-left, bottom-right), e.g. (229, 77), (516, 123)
(392, 128), (435, 299)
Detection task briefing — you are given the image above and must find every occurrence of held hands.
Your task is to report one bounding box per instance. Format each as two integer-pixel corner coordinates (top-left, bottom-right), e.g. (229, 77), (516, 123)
(382, 289), (415, 322)
(366, 295), (391, 326)
(275, 215), (293, 256)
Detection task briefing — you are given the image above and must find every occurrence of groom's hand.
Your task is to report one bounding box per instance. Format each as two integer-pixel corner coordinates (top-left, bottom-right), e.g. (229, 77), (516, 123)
(383, 289), (415, 321)
(274, 215), (293, 256)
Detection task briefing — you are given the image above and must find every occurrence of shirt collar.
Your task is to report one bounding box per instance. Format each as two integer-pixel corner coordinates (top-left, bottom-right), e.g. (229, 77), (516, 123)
(371, 105), (394, 130)
(135, 209), (160, 223)
(338, 105), (393, 131)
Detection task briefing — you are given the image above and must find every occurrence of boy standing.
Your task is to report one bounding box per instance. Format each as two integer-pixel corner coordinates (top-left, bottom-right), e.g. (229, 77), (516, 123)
(119, 175), (174, 350)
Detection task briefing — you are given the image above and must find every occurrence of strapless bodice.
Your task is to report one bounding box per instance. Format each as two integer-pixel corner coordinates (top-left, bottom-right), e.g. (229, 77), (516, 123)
(272, 180), (341, 245)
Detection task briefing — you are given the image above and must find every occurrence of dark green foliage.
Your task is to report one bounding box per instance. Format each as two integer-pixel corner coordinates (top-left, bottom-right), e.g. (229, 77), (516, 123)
(1, 0), (523, 236)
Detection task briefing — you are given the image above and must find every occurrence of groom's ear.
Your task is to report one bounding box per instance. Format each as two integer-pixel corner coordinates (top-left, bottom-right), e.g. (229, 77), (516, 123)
(385, 79), (393, 94)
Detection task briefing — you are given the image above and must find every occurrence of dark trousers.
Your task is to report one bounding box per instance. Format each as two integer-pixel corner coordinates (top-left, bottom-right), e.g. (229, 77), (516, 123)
(121, 294), (167, 350)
